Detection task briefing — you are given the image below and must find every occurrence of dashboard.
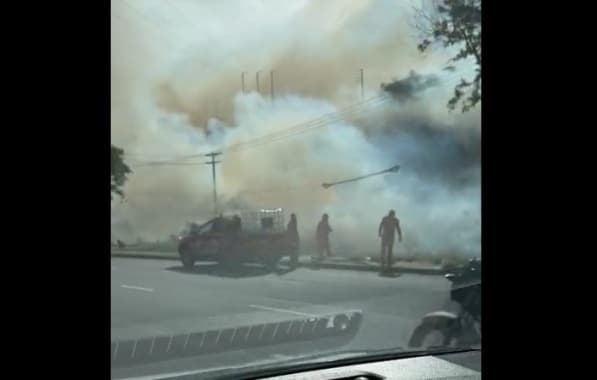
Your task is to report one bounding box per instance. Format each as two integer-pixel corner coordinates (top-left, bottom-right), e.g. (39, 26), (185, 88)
(117, 349), (481, 380)
(245, 350), (481, 380)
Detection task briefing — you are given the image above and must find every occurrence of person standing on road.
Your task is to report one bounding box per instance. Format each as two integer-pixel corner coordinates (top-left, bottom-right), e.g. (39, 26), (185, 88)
(316, 213), (333, 259)
(287, 213), (300, 267)
(378, 210), (402, 272)
(233, 214), (242, 233)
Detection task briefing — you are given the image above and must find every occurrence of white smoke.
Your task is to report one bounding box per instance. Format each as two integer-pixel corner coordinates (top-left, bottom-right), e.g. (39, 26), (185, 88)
(111, 0), (480, 258)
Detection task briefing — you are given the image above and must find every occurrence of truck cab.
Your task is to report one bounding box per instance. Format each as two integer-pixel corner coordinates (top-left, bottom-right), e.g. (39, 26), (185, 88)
(178, 209), (297, 269)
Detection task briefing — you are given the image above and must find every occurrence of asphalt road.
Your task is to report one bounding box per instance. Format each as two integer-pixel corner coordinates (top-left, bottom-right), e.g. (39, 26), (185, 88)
(111, 258), (454, 379)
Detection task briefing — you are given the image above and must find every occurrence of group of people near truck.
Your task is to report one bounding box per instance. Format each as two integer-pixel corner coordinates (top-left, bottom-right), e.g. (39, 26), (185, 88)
(284, 210), (402, 272)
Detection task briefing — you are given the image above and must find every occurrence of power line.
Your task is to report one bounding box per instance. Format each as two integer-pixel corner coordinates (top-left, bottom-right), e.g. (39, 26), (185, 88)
(225, 100), (389, 154)
(128, 85), (467, 168)
(129, 100), (389, 167)
(131, 161), (206, 168)
(224, 95), (390, 154)
(125, 94), (390, 165)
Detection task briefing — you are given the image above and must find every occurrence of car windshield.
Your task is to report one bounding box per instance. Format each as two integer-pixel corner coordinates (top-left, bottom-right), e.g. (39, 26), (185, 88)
(111, 0), (481, 379)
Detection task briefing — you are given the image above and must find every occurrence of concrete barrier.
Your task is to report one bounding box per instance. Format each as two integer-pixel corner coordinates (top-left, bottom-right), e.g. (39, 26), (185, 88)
(111, 310), (363, 368)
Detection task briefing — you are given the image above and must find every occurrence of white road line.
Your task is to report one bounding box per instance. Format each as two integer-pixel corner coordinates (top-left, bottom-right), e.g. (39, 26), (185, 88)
(248, 304), (317, 318)
(149, 337), (155, 355)
(183, 333), (191, 352)
(120, 285), (154, 292)
(266, 297), (331, 308)
(166, 335), (173, 353)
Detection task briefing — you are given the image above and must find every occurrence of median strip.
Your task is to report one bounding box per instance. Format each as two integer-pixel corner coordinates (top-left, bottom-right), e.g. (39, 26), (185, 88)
(111, 250), (445, 275)
(121, 285), (154, 292)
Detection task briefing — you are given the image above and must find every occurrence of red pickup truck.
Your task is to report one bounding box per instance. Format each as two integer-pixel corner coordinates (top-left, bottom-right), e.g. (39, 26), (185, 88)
(178, 216), (298, 269)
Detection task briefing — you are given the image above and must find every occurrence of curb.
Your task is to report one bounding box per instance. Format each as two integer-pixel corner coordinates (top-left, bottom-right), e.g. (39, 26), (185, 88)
(111, 252), (178, 261)
(303, 261), (444, 275)
(111, 252), (444, 276)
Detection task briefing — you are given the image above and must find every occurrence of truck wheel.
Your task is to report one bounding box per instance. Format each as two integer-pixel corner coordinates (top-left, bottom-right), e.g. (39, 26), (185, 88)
(290, 251), (299, 268)
(265, 256), (280, 269)
(218, 257), (231, 267)
(181, 253), (195, 269)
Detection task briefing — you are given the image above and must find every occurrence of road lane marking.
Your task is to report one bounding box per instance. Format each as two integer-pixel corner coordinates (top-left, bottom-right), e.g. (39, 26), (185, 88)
(149, 337), (155, 355)
(166, 336), (173, 353)
(183, 333), (191, 352)
(120, 285), (154, 292)
(299, 320), (306, 334)
(267, 297), (331, 308)
(248, 304), (317, 318)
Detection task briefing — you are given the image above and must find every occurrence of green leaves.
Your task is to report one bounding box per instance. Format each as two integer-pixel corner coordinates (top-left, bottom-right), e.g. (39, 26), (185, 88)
(111, 145), (132, 200)
(417, 0), (481, 113)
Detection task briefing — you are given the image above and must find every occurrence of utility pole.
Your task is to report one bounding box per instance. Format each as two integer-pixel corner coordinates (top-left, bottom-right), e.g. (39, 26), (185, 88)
(205, 100), (212, 122)
(241, 72), (246, 94)
(270, 70), (275, 105)
(360, 68), (364, 99)
(205, 152), (222, 217)
(256, 71), (260, 93)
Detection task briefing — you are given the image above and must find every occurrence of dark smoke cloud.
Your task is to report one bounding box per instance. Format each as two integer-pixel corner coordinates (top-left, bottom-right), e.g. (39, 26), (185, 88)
(371, 120), (480, 190)
(381, 70), (440, 102)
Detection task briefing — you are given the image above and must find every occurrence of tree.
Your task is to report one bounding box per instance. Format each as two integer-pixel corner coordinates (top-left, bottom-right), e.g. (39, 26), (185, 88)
(111, 145), (132, 200)
(415, 0), (481, 112)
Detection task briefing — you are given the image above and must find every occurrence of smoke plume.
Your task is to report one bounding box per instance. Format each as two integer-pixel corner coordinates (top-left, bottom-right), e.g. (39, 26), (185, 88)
(111, 0), (480, 258)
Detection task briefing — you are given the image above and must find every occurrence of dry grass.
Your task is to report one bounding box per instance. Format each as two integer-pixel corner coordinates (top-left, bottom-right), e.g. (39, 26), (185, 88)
(361, 251), (473, 266)
(111, 241), (476, 267)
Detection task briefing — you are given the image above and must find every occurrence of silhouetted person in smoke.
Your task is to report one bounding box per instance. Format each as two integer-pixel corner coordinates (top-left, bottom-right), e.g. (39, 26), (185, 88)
(287, 213), (300, 267)
(230, 215), (242, 251)
(233, 214), (242, 233)
(379, 210), (402, 272)
(212, 216), (222, 233)
(316, 213), (333, 258)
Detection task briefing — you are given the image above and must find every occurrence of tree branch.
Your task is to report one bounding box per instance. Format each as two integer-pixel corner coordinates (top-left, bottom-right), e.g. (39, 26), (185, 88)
(457, 24), (481, 65)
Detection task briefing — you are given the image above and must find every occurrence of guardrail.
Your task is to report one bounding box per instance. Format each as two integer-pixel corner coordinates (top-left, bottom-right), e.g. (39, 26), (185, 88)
(111, 310), (363, 368)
